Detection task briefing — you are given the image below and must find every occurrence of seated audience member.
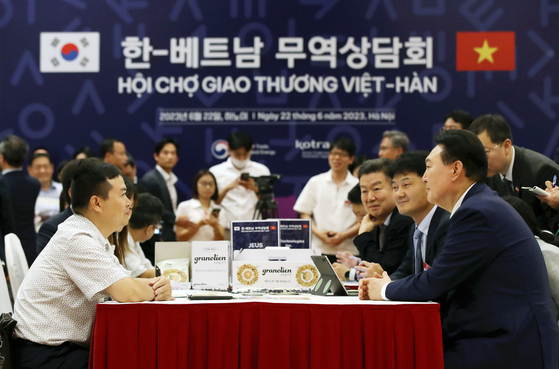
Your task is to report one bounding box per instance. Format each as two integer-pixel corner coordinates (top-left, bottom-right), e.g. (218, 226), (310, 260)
(353, 159), (414, 275)
(360, 130), (559, 369)
(12, 159), (173, 369)
(294, 138), (359, 263)
(73, 146), (96, 159)
(333, 183), (367, 280)
(36, 159), (81, 255)
(378, 130), (409, 160)
(442, 110), (473, 130)
(122, 152), (138, 183)
(357, 151), (450, 280)
(210, 132), (270, 222)
(503, 196), (559, 319)
(348, 155), (371, 178)
(28, 153), (62, 223)
(0, 135), (41, 265)
(176, 169), (226, 241)
(99, 137), (128, 171)
(469, 114), (559, 231)
(125, 193), (165, 278)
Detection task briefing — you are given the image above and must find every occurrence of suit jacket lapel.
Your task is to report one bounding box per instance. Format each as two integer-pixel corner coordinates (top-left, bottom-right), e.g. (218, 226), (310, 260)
(154, 170), (173, 211)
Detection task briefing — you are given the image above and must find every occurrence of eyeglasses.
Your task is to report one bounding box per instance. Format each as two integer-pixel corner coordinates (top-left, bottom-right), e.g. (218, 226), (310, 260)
(329, 151), (350, 158)
(485, 144), (500, 155)
(199, 181), (215, 188)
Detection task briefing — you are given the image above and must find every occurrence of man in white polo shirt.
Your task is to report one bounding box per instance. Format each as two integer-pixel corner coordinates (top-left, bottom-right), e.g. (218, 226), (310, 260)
(293, 137), (359, 262)
(210, 132), (270, 223)
(12, 159), (173, 369)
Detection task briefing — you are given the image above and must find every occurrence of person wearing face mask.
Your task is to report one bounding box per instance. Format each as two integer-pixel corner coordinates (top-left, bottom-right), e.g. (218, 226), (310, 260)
(210, 132), (270, 225)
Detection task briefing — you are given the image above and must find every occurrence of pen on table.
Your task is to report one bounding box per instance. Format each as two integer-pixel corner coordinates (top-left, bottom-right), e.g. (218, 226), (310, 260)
(553, 175), (557, 188)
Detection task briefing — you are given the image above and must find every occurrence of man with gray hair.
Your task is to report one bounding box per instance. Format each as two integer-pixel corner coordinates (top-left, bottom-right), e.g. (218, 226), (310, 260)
(0, 135), (40, 265)
(378, 130), (409, 160)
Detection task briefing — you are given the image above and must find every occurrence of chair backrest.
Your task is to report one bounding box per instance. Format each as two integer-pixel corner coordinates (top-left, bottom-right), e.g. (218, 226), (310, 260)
(4, 233), (29, 299)
(0, 262), (12, 314)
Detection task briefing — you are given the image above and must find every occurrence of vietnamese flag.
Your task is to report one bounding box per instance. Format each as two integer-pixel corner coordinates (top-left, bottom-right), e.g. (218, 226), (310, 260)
(456, 32), (515, 71)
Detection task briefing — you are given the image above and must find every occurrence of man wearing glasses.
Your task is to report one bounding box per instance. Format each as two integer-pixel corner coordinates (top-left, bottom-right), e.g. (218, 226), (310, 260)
(469, 114), (559, 231)
(294, 137), (359, 263)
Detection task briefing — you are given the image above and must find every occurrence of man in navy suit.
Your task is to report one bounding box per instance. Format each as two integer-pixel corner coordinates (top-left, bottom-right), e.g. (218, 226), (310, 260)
(0, 135), (41, 265)
(360, 130), (559, 369)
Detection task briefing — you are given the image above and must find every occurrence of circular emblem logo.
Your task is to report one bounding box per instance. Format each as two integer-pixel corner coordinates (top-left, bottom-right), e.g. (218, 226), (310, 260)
(211, 139), (229, 160)
(61, 43), (79, 61)
(296, 264), (319, 287)
(237, 264), (259, 285)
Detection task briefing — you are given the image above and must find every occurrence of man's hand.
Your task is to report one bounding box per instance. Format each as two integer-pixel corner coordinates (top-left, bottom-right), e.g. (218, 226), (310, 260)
(240, 177), (259, 193)
(336, 251), (359, 268)
(537, 180), (559, 209)
(314, 229), (331, 243)
(364, 271), (391, 300)
(324, 231), (343, 246)
(175, 215), (196, 229)
(359, 278), (370, 300)
(149, 275), (174, 301)
(358, 214), (379, 234)
(355, 261), (385, 279)
(332, 262), (350, 281)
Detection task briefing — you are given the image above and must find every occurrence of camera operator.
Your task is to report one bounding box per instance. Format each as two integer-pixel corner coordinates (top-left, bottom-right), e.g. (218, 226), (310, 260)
(210, 132), (270, 224)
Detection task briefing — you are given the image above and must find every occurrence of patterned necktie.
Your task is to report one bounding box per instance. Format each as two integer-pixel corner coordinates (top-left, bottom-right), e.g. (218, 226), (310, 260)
(414, 227), (424, 274)
(503, 177), (515, 196)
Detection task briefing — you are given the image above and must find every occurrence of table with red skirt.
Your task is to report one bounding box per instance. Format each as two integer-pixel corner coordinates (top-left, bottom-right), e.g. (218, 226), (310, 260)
(89, 296), (444, 369)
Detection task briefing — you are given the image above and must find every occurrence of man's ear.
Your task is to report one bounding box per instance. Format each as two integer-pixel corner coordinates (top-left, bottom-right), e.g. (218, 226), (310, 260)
(503, 139), (513, 156)
(89, 195), (103, 214)
(451, 161), (464, 181)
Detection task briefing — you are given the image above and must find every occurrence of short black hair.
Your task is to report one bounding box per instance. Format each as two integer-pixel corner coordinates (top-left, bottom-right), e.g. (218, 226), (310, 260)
(357, 158), (392, 179)
(0, 135), (29, 167)
(28, 152), (52, 167)
(73, 146), (96, 159)
(32, 146), (49, 154)
(502, 196), (559, 247)
(388, 151), (429, 179)
(154, 137), (180, 156)
(70, 159), (122, 214)
(228, 132), (253, 151)
(434, 130), (487, 182)
(125, 152), (136, 168)
(445, 110), (474, 130)
(60, 159), (88, 205)
(129, 193), (165, 230)
(191, 169), (219, 201)
(348, 155), (370, 175)
(347, 183), (362, 205)
(468, 114), (512, 144)
(330, 137), (355, 157)
(99, 138), (122, 159)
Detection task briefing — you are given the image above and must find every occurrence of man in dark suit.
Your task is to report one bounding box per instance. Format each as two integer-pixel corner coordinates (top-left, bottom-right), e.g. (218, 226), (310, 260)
(360, 130), (559, 369)
(469, 114), (559, 231)
(0, 174), (14, 261)
(387, 151), (450, 280)
(0, 135), (41, 265)
(36, 159), (81, 255)
(139, 138), (192, 263)
(352, 158), (414, 275)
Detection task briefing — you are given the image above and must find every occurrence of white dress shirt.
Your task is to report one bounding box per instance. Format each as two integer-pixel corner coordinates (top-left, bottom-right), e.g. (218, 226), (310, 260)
(293, 170), (359, 254)
(175, 199), (227, 241)
(155, 165), (178, 212)
(13, 214), (130, 346)
(210, 158), (270, 222)
(125, 233), (154, 278)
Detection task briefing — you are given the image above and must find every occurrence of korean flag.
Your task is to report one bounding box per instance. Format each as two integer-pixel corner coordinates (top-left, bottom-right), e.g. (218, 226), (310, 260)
(40, 32), (100, 73)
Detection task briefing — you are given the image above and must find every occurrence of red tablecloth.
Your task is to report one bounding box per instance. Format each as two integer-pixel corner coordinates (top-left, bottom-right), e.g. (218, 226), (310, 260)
(90, 300), (444, 369)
